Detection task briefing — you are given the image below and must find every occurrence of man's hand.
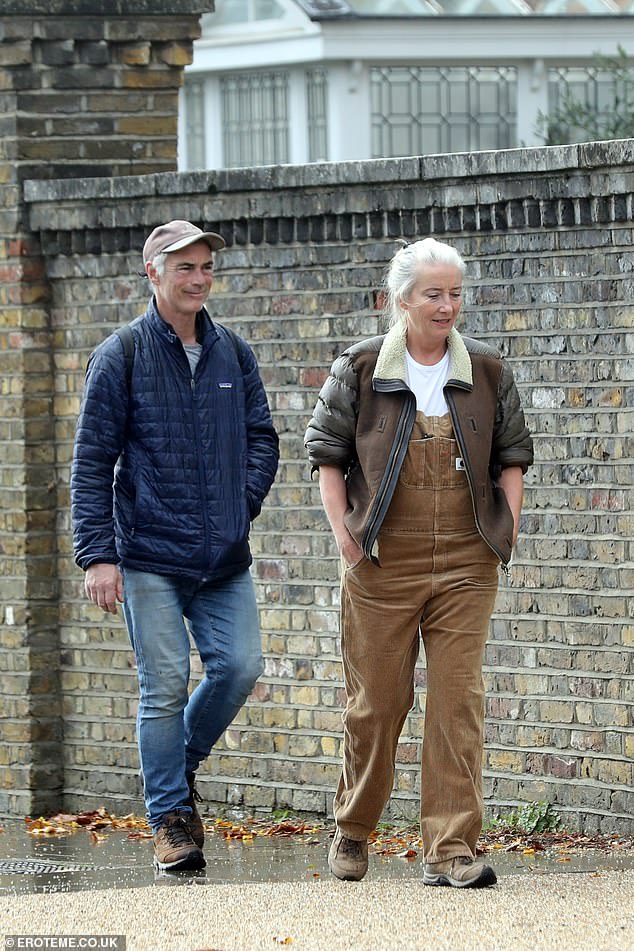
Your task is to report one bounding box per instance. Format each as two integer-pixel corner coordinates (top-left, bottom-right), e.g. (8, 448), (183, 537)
(85, 563), (124, 615)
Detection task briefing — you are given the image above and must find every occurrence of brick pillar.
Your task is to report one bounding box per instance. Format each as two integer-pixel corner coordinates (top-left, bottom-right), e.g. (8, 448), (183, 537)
(0, 0), (213, 817)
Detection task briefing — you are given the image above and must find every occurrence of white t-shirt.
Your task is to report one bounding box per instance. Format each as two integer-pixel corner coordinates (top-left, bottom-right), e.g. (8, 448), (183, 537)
(405, 349), (450, 416)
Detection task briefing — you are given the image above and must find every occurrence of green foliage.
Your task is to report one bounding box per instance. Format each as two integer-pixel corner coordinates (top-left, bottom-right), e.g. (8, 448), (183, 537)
(536, 45), (634, 145)
(487, 800), (562, 835)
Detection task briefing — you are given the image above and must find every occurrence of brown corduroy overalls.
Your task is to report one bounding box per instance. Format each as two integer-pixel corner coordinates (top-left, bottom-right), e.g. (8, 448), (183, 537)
(335, 412), (500, 862)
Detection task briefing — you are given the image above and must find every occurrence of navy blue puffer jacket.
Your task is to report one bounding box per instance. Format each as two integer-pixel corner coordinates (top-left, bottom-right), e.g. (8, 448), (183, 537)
(71, 299), (279, 582)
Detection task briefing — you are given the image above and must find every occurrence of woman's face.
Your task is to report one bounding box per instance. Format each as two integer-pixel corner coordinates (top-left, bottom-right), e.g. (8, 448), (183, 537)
(401, 262), (463, 346)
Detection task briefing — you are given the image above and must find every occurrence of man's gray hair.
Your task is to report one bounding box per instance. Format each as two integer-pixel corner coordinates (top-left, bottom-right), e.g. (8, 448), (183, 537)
(150, 251), (168, 277)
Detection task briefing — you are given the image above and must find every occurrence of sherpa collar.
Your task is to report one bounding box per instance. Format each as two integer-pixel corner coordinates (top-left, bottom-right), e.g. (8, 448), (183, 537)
(373, 323), (473, 388)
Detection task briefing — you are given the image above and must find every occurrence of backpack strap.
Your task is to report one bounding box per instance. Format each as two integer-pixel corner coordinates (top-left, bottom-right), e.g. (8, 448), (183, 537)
(89, 321), (241, 390)
(218, 322), (246, 371)
(114, 324), (136, 388)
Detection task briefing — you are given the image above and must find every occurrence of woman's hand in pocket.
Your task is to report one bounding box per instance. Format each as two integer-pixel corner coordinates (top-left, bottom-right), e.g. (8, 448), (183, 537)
(340, 535), (364, 569)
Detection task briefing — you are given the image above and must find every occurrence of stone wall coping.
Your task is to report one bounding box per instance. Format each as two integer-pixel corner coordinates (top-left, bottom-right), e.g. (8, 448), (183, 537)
(2, 1), (213, 14)
(23, 139), (634, 205)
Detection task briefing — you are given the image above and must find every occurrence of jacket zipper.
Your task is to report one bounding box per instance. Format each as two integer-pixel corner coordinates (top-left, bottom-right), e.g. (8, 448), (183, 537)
(189, 372), (212, 576)
(445, 388), (509, 570)
(362, 387), (416, 560)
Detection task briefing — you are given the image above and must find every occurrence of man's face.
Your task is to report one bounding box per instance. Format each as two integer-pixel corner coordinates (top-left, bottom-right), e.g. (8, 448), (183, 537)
(147, 241), (214, 321)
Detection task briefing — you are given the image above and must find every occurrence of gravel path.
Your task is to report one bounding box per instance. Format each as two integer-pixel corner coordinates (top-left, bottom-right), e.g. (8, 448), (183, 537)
(2, 870), (633, 950)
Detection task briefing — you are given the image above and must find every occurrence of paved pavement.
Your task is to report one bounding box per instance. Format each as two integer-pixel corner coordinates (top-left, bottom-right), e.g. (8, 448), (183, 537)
(1, 818), (633, 950)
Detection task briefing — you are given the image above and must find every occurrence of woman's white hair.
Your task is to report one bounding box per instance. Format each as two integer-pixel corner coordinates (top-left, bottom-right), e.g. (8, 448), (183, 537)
(383, 237), (466, 328)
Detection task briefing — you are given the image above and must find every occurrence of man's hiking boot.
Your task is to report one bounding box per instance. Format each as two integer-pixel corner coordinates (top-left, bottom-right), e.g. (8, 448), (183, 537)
(423, 856), (497, 888)
(184, 774), (205, 848)
(153, 813), (205, 871)
(328, 828), (368, 881)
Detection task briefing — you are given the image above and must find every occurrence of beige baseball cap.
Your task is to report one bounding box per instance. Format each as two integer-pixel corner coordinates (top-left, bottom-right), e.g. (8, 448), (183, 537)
(143, 219), (225, 266)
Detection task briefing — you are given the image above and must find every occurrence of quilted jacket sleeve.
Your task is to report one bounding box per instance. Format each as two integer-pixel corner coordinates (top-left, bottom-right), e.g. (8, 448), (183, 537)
(235, 337), (279, 519)
(492, 361), (534, 474)
(304, 352), (358, 472)
(71, 336), (129, 570)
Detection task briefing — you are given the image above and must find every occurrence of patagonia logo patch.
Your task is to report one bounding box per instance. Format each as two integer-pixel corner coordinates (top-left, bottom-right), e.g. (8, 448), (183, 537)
(218, 382), (233, 389)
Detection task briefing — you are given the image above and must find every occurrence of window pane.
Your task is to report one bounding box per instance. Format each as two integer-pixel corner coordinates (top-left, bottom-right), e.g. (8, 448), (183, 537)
(221, 71), (290, 167)
(183, 80), (206, 171)
(202, 0), (285, 27)
(547, 65), (621, 142)
(307, 68), (329, 162)
(371, 65), (517, 158)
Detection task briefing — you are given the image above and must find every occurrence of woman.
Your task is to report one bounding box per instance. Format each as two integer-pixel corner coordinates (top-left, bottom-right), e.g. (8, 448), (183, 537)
(304, 237), (533, 888)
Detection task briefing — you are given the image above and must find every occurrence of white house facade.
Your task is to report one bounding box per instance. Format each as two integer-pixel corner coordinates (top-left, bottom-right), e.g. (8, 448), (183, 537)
(179, 0), (634, 169)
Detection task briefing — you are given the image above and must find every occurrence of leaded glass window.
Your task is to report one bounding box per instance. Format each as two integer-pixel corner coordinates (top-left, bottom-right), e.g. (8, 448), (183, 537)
(371, 65), (517, 158)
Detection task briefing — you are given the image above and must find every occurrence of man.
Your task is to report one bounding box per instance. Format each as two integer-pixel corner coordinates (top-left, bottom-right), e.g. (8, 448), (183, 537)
(71, 220), (279, 871)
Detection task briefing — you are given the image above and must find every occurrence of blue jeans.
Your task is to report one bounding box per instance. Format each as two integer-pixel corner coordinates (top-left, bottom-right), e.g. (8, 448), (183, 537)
(121, 567), (263, 830)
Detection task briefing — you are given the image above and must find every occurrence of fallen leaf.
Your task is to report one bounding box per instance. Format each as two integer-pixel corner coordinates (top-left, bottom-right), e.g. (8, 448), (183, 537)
(24, 810), (151, 837)
(222, 825), (255, 841)
(25, 817), (74, 836)
(261, 821), (313, 836)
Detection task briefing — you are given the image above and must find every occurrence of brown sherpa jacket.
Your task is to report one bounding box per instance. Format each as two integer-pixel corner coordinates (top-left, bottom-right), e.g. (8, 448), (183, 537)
(304, 324), (534, 567)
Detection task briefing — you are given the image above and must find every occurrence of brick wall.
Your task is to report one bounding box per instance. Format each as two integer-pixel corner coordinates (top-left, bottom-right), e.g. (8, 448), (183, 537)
(0, 0), (212, 816)
(11, 143), (633, 832)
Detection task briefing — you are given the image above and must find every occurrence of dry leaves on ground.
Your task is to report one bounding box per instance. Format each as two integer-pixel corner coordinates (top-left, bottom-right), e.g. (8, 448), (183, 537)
(367, 824), (634, 863)
(213, 818), (323, 843)
(479, 828), (634, 858)
(20, 809), (634, 863)
(25, 809), (151, 839)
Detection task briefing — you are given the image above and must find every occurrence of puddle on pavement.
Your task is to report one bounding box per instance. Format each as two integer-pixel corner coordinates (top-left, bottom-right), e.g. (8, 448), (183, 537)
(1, 819), (633, 895)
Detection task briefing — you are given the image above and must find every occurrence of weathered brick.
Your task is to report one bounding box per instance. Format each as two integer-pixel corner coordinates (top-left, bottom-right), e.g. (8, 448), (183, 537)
(154, 41), (194, 67)
(113, 43), (151, 66)
(0, 41), (32, 67)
